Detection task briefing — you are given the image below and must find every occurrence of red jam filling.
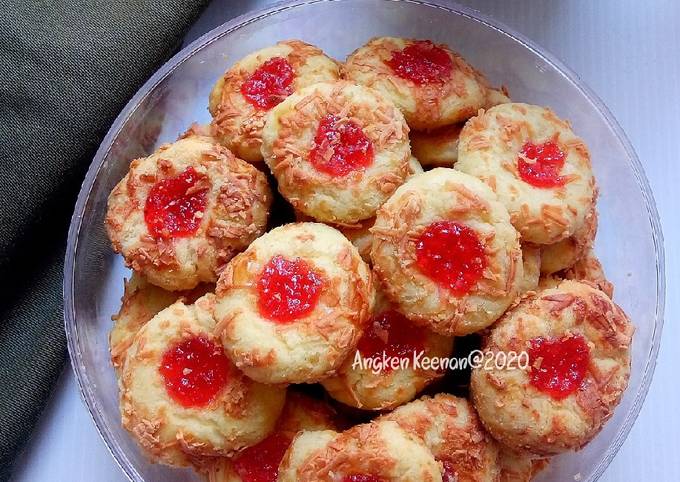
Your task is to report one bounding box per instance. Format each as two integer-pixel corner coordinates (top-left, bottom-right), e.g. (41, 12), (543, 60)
(415, 221), (487, 296)
(257, 255), (324, 323)
(385, 40), (453, 85)
(342, 476), (385, 482)
(309, 114), (374, 176)
(159, 336), (230, 408)
(441, 460), (457, 482)
(232, 432), (291, 482)
(528, 333), (590, 400)
(144, 166), (209, 239)
(517, 140), (567, 188)
(357, 309), (425, 368)
(240, 57), (295, 110)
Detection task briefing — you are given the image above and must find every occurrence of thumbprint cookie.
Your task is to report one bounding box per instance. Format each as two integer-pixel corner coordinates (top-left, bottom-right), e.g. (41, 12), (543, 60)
(498, 449), (549, 482)
(213, 222), (373, 384)
(337, 217), (375, 265)
(209, 40), (340, 162)
(381, 394), (500, 482)
(343, 37), (489, 129)
(536, 274), (562, 291)
(106, 135), (272, 291)
(292, 161), (420, 265)
(410, 123), (463, 169)
(292, 207), (376, 264)
(539, 249), (613, 299)
(563, 249), (614, 298)
(470, 280), (633, 455)
(321, 288), (454, 410)
(109, 273), (212, 373)
(371, 168), (523, 336)
(261, 81), (412, 224)
(200, 391), (339, 482)
(119, 295), (286, 467)
(409, 87), (510, 169)
(278, 420), (442, 482)
(456, 103), (597, 245)
(518, 245), (541, 295)
(336, 156), (423, 264)
(408, 154), (425, 175)
(540, 206), (597, 275)
(484, 86), (512, 108)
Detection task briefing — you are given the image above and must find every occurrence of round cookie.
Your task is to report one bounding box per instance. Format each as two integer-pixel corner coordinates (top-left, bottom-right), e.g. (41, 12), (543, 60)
(407, 154), (425, 175)
(470, 280), (634, 455)
(518, 244), (541, 295)
(278, 420), (442, 482)
(539, 249), (613, 299)
(338, 217), (375, 265)
(371, 168), (523, 336)
(456, 103), (596, 245)
(321, 288), (454, 410)
(563, 249), (614, 298)
(409, 87), (510, 169)
(291, 198), (375, 265)
(109, 273), (212, 372)
(106, 135), (272, 291)
(381, 394), (500, 482)
(199, 391), (338, 482)
(540, 206), (597, 275)
(410, 123), (463, 169)
(209, 40), (340, 162)
(484, 86), (512, 108)
(272, 391), (340, 434)
(261, 81), (412, 224)
(213, 222), (373, 384)
(336, 156), (423, 264)
(292, 212), (376, 265)
(119, 295), (286, 467)
(343, 37), (489, 129)
(536, 274), (562, 292)
(498, 449), (549, 482)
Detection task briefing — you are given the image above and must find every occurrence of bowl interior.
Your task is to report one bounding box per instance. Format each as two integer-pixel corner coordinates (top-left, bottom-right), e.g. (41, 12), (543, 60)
(65, 1), (663, 481)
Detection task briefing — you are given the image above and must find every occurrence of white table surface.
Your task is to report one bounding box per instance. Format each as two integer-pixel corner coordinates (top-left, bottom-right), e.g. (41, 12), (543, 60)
(11, 0), (680, 480)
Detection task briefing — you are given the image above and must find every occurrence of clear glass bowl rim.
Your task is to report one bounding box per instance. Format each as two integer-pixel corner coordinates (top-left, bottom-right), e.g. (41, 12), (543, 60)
(63, 1), (666, 481)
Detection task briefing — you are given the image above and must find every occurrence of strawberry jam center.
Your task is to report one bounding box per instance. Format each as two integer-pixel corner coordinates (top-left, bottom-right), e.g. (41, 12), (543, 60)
(441, 460), (458, 482)
(159, 336), (230, 408)
(257, 255), (324, 323)
(415, 221), (486, 296)
(144, 166), (209, 239)
(232, 432), (291, 482)
(386, 40), (453, 85)
(241, 57), (295, 110)
(517, 140), (566, 188)
(528, 333), (590, 400)
(309, 114), (374, 176)
(358, 309), (425, 369)
(342, 476), (385, 482)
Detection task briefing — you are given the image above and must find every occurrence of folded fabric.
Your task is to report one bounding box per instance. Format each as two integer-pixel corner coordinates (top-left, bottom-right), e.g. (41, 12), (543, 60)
(0, 1), (210, 478)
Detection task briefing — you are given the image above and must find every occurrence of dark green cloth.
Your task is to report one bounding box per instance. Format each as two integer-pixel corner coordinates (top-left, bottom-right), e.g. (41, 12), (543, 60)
(0, 1), (210, 478)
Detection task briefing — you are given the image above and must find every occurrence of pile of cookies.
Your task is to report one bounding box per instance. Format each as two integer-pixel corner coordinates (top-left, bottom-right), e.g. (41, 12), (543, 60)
(106, 37), (634, 482)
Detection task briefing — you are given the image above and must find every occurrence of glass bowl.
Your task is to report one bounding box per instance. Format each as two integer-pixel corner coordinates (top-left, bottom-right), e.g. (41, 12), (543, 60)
(64, 1), (665, 481)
